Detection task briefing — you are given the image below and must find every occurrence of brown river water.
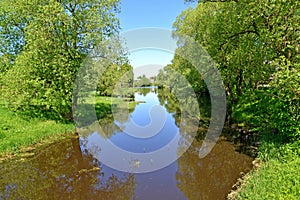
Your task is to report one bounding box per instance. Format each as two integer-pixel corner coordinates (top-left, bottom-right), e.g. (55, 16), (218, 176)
(0, 87), (253, 200)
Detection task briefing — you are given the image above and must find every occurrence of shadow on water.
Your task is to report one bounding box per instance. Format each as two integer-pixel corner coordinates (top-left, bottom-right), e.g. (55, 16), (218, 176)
(0, 87), (253, 200)
(0, 138), (136, 200)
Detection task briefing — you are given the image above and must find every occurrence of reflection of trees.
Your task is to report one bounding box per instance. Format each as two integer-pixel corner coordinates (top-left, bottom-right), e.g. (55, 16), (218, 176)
(157, 87), (181, 120)
(78, 95), (139, 139)
(137, 87), (151, 97)
(157, 87), (201, 135)
(79, 87), (158, 139)
(0, 139), (136, 200)
(176, 140), (253, 200)
(157, 85), (212, 141)
(156, 63), (212, 139)
(79, 117), (122, 139)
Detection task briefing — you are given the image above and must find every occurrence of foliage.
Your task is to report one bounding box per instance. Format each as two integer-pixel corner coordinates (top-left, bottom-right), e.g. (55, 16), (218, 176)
(97, 63), (133, 96)
(174, 2), (300, 197)
(173, 0), (300, 138)
(134, 75), (151, 87)
(235, 137), (300, 199)
(0, 0), (122, 120)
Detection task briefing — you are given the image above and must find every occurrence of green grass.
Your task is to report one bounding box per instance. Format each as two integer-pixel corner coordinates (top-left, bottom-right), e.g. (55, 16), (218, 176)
(236, 158), (300, 199)
(93, 95), (139, 116)
(234, 138), (300, 199)
(231, 91), (300, 199)
(0, 95), (139, 156)
(0, 104), (75, 156)
(76, 95), (138, 127)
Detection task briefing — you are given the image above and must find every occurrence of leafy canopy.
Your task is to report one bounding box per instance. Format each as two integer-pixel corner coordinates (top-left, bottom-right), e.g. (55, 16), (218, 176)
(0, 0), (131, 120)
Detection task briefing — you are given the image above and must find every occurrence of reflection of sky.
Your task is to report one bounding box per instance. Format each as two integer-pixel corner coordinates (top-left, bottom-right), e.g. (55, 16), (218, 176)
(110, 91), (179, 153)
(78, 88), (193, 199)
(128, 92), (160, 126)
(80, 88), (192, 172)
(98, 162), (187, 200)
(110, 113), (178, 153)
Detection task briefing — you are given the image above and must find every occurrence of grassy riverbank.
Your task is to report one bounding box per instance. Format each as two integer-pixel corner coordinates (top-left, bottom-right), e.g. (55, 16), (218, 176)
(233, 137), (300, 199)
(0, 104), (75, 156)
(226, 93), (299, 199)
(0, 95), (137, 157)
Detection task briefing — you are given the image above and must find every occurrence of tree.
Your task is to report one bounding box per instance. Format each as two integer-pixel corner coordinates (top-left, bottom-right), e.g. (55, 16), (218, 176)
(174, 0), (300, 140)
(0, 0), (29, 64)
(97, 63), (133, 96)
(173, 2), (274, 116)
(1, 0), (122, 120)
(134, 75), (151, 87)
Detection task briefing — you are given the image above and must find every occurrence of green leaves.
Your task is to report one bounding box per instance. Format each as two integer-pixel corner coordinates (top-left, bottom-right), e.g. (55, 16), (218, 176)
(172, 0), (300, 140)
(97, 63), (133, 96)
(0, 0), (121, 120)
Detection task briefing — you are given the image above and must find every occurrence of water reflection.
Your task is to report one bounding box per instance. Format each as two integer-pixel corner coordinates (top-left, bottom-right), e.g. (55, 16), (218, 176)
(0, 87), (253, 199)
(80, 87), (186, 172)
(0, 139), (136, 200)
(176, 140), (253, 200)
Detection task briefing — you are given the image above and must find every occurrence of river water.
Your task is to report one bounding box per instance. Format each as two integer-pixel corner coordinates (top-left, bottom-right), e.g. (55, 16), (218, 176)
(0, 87), (253, 200)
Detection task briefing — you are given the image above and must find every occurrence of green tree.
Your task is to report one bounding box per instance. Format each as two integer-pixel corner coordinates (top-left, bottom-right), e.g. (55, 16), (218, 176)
(174, 0), (300, 141)
(173, 2), (274, 117)
(97, 63), (133, 96)
(1, 0), (121, 120)
(134, 75), (151, 87)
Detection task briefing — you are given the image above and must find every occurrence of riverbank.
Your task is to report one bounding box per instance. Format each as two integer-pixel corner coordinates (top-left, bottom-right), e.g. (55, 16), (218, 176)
(0, 104), (75, 159)
(228, 134), (300, 199)
(2, 92), (299, 199)
(0, 95), (137, 159)
(227, 98), (300, 199)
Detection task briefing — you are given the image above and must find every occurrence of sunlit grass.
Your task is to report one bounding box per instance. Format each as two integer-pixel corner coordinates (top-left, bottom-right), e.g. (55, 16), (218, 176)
(235, 137), (300, 199)
(0, 94), (140, 156)
(236, 156), (300, 199)
(231, 91), (300, 199)
(94, 95), (138, 113)
(0, 104), (75, 155)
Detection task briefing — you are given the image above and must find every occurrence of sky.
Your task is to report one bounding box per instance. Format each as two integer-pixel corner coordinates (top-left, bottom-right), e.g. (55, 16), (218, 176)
(118, 0), (193, 69)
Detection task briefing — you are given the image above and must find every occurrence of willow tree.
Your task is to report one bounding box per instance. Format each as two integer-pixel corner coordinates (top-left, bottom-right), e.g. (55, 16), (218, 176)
(174, 2), (274, 110)
(175, 0), (300, 138)
(0, 0), (122, 120)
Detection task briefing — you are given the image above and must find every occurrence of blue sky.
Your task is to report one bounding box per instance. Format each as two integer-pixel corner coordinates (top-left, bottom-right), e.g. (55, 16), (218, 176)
(119, 0), (190, 31)
(118, 0), (193, 68)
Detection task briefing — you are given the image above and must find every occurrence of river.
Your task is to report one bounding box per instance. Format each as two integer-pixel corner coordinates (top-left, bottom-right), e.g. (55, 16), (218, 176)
(0, 87), (253, 200)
